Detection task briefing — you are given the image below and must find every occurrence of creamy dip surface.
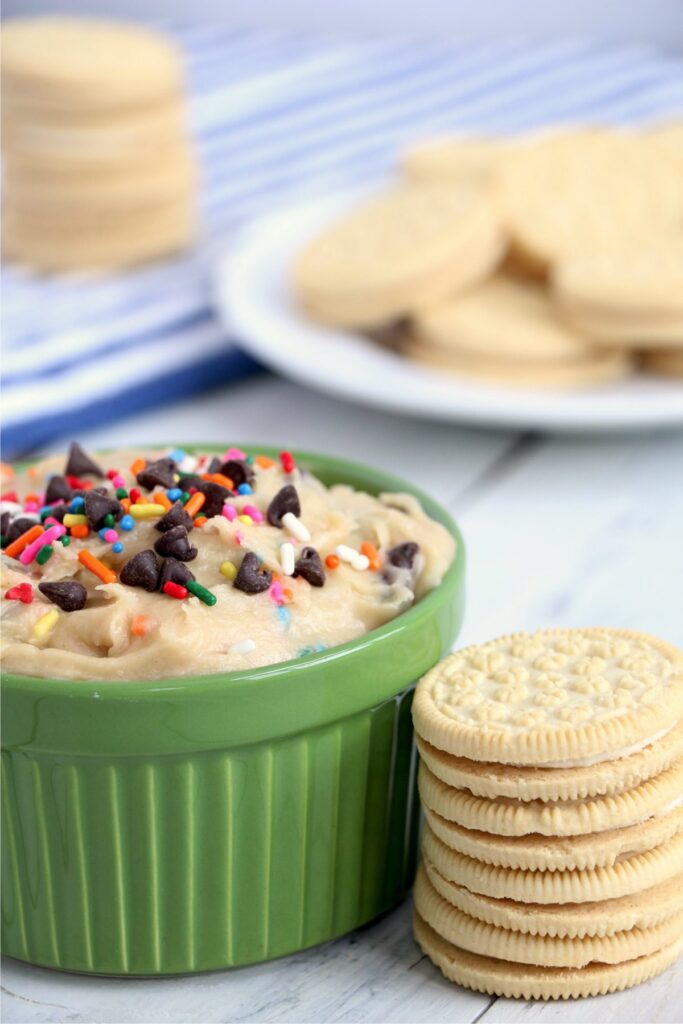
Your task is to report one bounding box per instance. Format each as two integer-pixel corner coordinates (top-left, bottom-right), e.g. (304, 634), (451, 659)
(1, 445), (455, 680)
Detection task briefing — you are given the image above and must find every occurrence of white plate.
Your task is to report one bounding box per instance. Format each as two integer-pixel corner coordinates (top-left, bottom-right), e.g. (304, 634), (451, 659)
(213, 190), (683, 433)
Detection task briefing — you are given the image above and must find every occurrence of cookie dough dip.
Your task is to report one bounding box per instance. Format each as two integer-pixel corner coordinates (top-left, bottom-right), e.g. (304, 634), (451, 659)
(1, 444), (455, 681)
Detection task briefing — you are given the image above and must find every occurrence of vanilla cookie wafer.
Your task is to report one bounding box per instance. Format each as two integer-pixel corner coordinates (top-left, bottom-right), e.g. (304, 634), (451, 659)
(413, 911), (683, 999)
(1, 103), (188, 167)
(412, 628), (683, 766)
(558, 310), (683, 347)
(292, 182), (504, 329)
(413, 276), (596, 363)
(423, 803), (683, 872)
(3, 147), (196, 210)
(404, 340), (632, 389)
(414, 863), (683, 969)
(422, 825), (683, 904)
(3, 201), (194, 271)
(415, 720), (683, 802)
(422, 852), (683, 938)
(418, 759), (683, 837)
(1, 18), (183, 112)
(496, 131), (683, 272)
(553, 239), (683, 321)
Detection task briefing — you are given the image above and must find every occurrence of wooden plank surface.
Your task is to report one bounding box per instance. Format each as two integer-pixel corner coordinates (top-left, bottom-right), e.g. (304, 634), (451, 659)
(2, 378), (682, 1023)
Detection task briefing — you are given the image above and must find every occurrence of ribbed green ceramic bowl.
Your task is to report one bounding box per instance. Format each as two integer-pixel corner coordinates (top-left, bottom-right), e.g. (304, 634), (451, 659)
(1, 447), (465, 975)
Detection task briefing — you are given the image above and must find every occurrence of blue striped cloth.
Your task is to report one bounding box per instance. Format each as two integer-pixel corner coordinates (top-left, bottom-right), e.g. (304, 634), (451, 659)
(3, 27), (682, 458)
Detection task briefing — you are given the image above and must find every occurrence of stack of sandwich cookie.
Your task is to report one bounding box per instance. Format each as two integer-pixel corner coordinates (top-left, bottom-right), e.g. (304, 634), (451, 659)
(1, 17), (197, 271)
(411, 627), (683, 999)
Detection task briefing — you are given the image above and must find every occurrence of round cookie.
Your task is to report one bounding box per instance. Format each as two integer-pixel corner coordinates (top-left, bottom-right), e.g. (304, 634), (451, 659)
(423, 803), (683, 871)
(642, 349), (683, 378)
(414, 863), (683, 969)
(557, 311), (683, 348)
(1, 17), (183, 111)
(422, 853), (683, 938)
(4, 148), (196, 212)
(3, 201), (194, 271)
(401, 136), (511, 185)
(422, 825), (683, 904)
(1, 104), (189, 167)
(553, 239), (683, 316)
(496, 131), (683, 272)
(418, 759), (683, 837)
(553, 239), (683, 349)
(404, 340), (632, 389)
(412, 628), (683, 765)
(415, 720), (683, 802)
(414, 911), (683, 999)
(414, 276), (595, 363)
(292, 183), (505, 329)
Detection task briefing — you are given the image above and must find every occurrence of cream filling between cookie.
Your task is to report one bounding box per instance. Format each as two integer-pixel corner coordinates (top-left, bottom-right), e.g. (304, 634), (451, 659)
(522, 724), (676, 768)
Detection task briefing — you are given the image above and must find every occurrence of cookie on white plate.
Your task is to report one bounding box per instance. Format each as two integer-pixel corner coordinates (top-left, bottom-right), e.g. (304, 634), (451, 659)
(414, 275), (596, 363)
(553, 238), (683, 349)
(404, 338), (632, 390)
(292, 182), (505, 329)
(496, 131), (683, 273)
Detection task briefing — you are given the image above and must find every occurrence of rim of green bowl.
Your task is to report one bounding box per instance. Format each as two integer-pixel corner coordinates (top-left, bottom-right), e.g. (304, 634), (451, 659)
(2, 445), (465, 700)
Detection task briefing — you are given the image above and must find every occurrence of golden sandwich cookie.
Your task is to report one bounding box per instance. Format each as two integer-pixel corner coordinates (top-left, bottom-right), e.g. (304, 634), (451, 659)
(292, 182), (505, 329)
(415, 721), (683, 802)
(421, 824), (683, 905)
(412, 628), (683, 766)
(414, 862), (683, 969)
(422, 802), (683, 872)
(414, 911), (683, 1000)
(422, 851), (683, 939)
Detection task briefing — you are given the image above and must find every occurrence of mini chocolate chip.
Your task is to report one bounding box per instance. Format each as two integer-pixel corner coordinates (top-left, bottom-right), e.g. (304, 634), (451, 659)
(206, 456), (223, 475)
(153, 525), (198, 562)
(1, 512), (9, 536)
(7, 516), (40, 542)
(84, 491), (123, 529)
(193, 481), (231, 518)
(387, 542), (419, 569)
(158, 557), (196, 590)
(294, 546), (325, 587)
(267, 485), (301, 527)
(38, 580), (88, 612)
(45, 504), (69, 524)
(136, 457), (177, 491)
(233, 551), (272, 594)
(45, 475), (72, 505)
(65, 442), (104, 478)
(177, 473), (201, 489)
(155, 502), (194, 533)
(221, 459), (254, 488)
(120, 550), (161, 591)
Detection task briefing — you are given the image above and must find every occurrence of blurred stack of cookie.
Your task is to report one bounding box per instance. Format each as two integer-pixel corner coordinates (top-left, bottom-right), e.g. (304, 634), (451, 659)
(293, 124), (683, 388)
(1, 17), (197, 271)
(410, 628), (683, 999)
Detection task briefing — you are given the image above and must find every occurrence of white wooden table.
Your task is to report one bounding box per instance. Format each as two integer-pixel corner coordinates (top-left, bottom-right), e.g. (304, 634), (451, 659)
(3, 375), (683, 1024)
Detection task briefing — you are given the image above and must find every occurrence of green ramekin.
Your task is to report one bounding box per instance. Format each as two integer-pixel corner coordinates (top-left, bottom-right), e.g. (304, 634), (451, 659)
(1, 447), (465, 975)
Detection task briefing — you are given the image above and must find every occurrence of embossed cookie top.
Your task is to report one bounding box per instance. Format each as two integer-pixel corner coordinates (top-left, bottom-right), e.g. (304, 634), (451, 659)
(412, 628), (683, 766)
